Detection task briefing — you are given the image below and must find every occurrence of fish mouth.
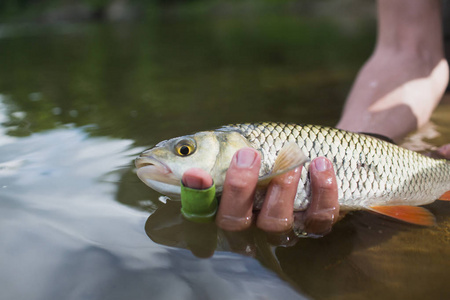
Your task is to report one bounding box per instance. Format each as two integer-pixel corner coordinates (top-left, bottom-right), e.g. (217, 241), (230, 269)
(135, 155), (179, 186)
(135, 155), (167, 170)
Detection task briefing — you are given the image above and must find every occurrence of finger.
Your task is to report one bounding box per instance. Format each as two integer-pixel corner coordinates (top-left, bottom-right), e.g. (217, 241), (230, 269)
(216, 148), (261, 231)
(303, 157), (339, 235)
(182, 168), (213, 189)
(437, 144), (450, 159)
(256, 167), (302, 232)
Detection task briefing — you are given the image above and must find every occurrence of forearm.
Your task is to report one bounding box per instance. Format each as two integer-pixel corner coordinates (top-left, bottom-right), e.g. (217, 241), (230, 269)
(337, 0), (448, 142)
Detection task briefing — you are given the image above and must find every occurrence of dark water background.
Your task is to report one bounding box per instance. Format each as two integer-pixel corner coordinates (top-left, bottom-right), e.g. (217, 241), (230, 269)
(1, 6), (450, 300)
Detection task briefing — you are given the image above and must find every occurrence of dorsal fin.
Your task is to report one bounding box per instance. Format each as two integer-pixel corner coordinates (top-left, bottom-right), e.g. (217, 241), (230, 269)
(369, 205), (436, 226)
(257, 142), (309, 186)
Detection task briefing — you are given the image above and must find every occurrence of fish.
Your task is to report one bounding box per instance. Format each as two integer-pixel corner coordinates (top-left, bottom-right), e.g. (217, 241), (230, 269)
(135, 122), (450, 226)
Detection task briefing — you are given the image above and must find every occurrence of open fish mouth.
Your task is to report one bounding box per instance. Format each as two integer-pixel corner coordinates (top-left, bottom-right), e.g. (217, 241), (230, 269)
(135, 156), (179, 185)
(135, 155), (167, 170)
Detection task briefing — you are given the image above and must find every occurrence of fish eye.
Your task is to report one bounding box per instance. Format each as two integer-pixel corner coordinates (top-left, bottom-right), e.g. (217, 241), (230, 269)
(174, 139), (196, 157)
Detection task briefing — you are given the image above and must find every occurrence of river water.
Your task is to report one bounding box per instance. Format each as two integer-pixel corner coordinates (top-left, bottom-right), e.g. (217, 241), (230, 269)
(1, 13), (449, 300)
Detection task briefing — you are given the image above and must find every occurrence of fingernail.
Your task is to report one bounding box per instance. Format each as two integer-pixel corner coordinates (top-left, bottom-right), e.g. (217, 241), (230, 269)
(236, 148), (257, 168)
(313, 157), (331, 172)
(183, 176), (202, 189)
(182, 169), (213, 189)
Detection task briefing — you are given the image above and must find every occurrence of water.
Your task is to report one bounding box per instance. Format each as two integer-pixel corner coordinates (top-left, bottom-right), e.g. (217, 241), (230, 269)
(1, 13), (450, 300)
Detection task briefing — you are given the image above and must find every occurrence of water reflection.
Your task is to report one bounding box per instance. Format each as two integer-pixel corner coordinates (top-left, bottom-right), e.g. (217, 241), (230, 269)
(1, 14), (450, 300)
(143, 190), (450, 300)
(0, 123), (306, 300)
(276, 201), (450, 300)
(145, 201), (218, 258)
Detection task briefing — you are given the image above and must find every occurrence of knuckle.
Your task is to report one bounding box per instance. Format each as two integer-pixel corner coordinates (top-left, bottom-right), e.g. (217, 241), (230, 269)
(308, 210), (335, 222)
(272, 170), (301, 188)
(216, 215), (252, 231)
(319, 177), (337, 190)
(226, 176), (252, 191)
(313, 174), (337, 192)
(224, 167), (259, 194)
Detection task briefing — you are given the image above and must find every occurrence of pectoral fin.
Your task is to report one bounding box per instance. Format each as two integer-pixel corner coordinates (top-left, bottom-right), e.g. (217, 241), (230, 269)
(438, 191), (450, 201)
(257, 142), (309, 187)
(369, 205), (436, 226)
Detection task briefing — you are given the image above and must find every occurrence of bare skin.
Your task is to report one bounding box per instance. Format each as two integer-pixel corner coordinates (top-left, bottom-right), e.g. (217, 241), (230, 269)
(183, 0), (450, 236)
(438, 144), (450, 158)
(182, 151), (339, 235)
(337, 0), (449, 142)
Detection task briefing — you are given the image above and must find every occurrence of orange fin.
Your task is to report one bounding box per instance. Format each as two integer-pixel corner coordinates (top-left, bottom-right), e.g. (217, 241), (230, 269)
(369, 205), (436, 226)
(438, 191), (450, 201)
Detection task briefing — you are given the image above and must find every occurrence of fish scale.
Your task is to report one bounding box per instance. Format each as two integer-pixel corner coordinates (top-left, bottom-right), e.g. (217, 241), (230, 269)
(223, 122), (450, 211)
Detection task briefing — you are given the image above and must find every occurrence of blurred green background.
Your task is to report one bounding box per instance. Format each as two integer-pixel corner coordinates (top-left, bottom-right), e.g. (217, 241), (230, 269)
(0, 0), (376, 147)
(0, 0), (374, 23)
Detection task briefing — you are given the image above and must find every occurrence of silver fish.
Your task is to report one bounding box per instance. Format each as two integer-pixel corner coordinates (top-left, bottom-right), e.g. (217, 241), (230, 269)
(136, 122), (450, 225)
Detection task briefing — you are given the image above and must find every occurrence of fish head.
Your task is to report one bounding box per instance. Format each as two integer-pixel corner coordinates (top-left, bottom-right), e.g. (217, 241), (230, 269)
(135, 130), (252, 198)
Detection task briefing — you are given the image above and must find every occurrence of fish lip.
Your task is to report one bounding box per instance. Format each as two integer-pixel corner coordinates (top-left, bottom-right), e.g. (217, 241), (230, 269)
(135, 155), (180, 187)
(135, 155), (172, 174)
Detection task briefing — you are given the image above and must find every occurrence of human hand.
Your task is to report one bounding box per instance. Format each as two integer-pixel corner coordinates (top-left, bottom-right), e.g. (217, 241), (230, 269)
(182, 148), (340, 236)
(436, 144), (450, 159)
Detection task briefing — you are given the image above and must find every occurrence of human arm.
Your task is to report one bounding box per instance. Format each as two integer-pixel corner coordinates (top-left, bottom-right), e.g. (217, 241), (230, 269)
(337, 0), (448, 142)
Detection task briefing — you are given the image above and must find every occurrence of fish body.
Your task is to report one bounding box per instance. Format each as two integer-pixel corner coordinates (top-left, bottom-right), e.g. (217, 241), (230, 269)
(136, 122), (450, 224)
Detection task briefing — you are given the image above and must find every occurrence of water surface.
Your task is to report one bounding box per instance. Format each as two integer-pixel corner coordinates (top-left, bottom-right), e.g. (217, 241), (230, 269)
(1, 14), (449, 300)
